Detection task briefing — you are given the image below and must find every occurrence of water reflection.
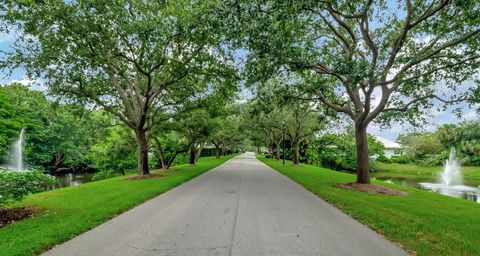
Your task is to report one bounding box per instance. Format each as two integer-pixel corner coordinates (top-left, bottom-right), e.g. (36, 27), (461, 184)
(379, 178), (480, 203)
(45, 172), (95, 190)
(419, 183), (480, 203)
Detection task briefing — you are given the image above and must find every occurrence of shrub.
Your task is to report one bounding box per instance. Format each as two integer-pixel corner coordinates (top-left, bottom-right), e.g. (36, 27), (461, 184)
(376, 155), (392, 164)
(0, 169), (56, 207)
(391, 155), (409, 164)
(468, 156), (480, 166)
(170, 153), (189, 166)
(418, 151), (449, 166)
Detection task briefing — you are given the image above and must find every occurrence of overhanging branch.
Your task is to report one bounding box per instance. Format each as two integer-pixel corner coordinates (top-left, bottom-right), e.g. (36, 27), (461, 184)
(383, 94), (468, 113)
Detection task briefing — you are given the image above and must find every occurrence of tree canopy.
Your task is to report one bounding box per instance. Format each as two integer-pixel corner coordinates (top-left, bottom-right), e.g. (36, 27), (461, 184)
(221, 0), (480, 183)
(1, 0), (237, 175)
(0, 0), (478, 185)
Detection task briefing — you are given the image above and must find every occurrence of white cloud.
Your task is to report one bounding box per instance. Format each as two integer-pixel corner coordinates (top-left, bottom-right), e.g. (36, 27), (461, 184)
(9, 76), (47, 92)
(368, 122), (405, 141)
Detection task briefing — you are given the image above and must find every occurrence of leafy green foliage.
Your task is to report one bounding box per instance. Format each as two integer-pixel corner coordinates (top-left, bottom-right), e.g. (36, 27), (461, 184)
(0, 91), (22, 163)
(398, 121), (480, 166)
(398, 132), (444, 165)
(151, 130), (190, 169)
(0, 84), (102, 171)
(2, 0), (238, 174)
(222, 0), (480, 183)
(375, 155), (391, 164)
(209, 106), (246, 155)
(0, 169), (56, 206)
(89, 125), (137, 175)
(306, 133), (384, 171)
(390, 155), (409, 164)
(0, 81), (239, 177)
(247, 77), (328, 163)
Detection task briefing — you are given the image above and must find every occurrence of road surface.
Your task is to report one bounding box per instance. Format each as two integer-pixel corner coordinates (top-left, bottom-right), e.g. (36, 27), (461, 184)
(43, 153), (407, 256)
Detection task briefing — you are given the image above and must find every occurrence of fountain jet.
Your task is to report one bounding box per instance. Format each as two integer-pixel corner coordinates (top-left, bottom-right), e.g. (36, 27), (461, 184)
(440, 148), (463, 185)
(7, 128), (25, 172)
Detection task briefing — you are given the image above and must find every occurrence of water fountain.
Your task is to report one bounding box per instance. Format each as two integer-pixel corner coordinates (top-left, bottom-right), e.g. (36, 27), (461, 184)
(440, 148), (463, 185)
(7, 129), (25, 172)
(3, 130), (67, 191)
(420, 148), (480, 202)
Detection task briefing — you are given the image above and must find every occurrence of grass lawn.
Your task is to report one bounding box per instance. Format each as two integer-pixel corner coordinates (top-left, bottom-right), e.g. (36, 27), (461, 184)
(0, 155), (236, 256)
(372, 161), (480, 186)
(259, 156), (480, 256)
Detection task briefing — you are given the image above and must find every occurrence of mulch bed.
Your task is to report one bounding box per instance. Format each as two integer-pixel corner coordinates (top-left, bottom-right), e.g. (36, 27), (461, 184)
(124, 173), (165, 180)
(336, 182), (407, 196)
(0, 207), (38, 228)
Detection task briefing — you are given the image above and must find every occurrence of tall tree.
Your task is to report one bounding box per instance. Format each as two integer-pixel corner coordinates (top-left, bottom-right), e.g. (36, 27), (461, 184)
(89, 123), (137, 175)
(248, 98), (284, 159)
(281, 100), (324, 164)
(1, 0), (233, 175)
(224, 0), (480, 183)
(151, 129), (190, 170)
(176, 109), (212, 165)
(219, 111), (248, 154)
(211, 113), (243, 159)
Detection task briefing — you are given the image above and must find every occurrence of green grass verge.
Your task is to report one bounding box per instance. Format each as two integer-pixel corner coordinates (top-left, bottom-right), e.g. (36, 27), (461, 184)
(372, 162), (480, 186)
(0, 155), (237, 256)
(258, 156), (480, 256)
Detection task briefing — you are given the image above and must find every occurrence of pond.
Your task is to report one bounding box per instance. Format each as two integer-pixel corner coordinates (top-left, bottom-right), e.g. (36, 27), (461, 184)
(44, 172), (96, 190)
(375, 177), (480, 203)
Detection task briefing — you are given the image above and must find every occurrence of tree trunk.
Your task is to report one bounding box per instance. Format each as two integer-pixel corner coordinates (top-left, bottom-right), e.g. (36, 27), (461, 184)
(293, 142), (300, 164)
(158, 152), (166, 170)
(153, 137), (166, 170)
(213, 141), (221, 159)
(166, 152), (179, 169)
(256, 146), (260, 153)
(355, 124), (370, 184)
(135, 128), (150, 175)
(275, 144), (280, 160)
(195, 143), (204, 163)
(189, 143), (196, 165)
(53, 152), (65, 169)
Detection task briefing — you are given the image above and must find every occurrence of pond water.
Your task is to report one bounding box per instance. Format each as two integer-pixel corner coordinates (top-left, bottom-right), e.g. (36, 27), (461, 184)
(44, 172), (96, 190)
(376, 177), (480, 203)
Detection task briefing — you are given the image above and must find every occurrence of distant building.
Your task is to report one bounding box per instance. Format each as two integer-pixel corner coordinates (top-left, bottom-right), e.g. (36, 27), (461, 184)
(373, 136), (403, 158)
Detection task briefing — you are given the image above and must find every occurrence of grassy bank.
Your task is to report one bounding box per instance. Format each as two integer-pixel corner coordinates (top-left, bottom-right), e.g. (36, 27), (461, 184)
(0, 155), (236, 256)
(259, 156), (480, 256)
(373, 162), (480, 186)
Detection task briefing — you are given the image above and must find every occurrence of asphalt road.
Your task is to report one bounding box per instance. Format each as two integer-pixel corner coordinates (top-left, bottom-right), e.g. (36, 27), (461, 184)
(43, 152), (407, 256)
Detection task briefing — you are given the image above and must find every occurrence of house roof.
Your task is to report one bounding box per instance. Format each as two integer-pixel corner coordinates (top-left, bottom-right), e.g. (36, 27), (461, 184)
(373, 135), (402, 149)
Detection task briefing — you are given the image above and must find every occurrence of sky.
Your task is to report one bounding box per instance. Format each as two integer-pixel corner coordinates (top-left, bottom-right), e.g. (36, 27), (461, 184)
(369, 101), (478, 141)
(1, 23), (479, 143)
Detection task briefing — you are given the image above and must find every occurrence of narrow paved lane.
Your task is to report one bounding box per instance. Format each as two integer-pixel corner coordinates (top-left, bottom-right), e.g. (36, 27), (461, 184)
(43, 153), (407, 256)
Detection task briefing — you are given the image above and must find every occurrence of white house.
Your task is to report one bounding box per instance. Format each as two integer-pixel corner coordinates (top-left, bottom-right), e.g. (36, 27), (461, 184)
(373, 136), (403, 158)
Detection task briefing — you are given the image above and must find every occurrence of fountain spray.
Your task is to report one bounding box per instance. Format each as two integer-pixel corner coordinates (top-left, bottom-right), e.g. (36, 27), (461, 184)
(7, 129), (25, 172)
(440, 148), (463, 186)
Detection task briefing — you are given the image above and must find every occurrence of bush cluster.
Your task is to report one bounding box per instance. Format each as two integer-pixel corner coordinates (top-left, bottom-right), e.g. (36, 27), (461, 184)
(376, 155), (391, 164)
(0, 169), (56, 207)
